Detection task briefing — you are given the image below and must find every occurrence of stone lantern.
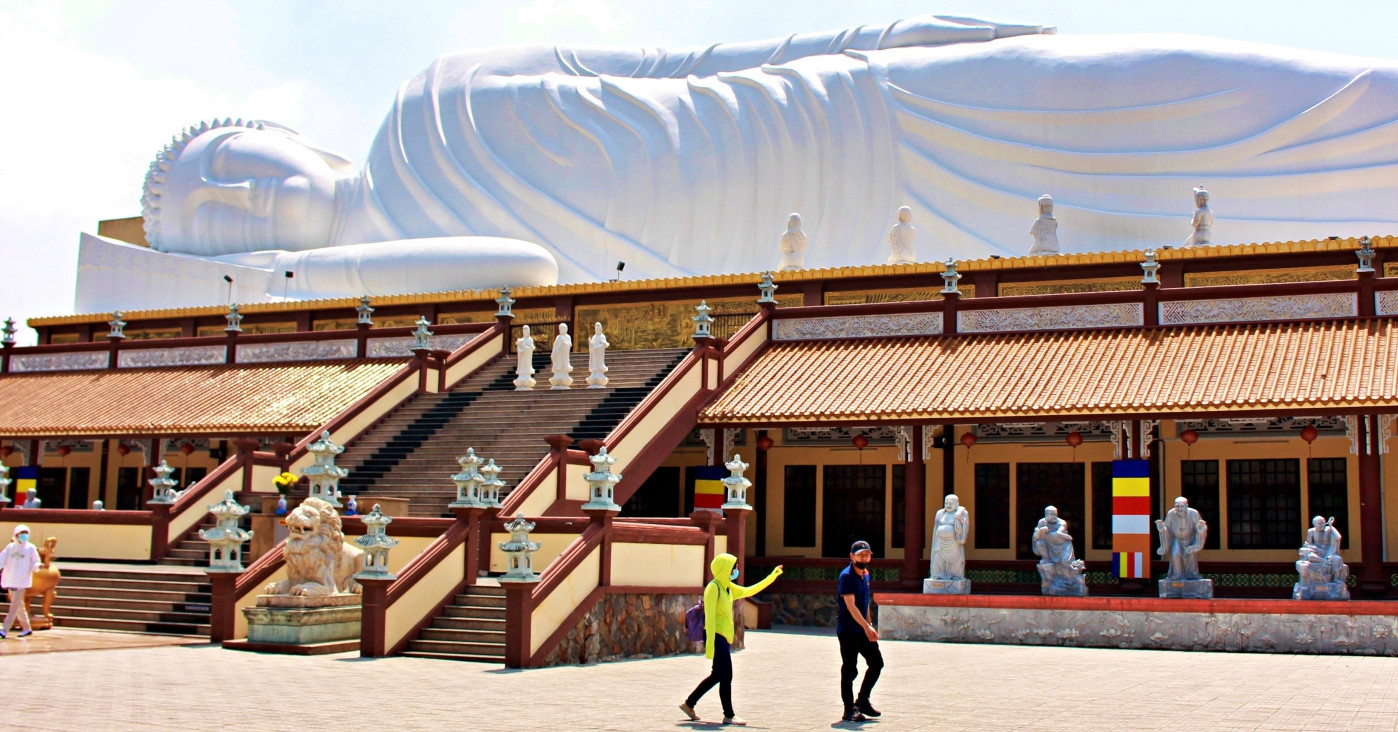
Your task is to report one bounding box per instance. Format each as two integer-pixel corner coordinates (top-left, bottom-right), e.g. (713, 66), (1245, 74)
(479, 458), (505, 508)
(449, 448), (489, 508)
(692, 301), (714, 339)
(411, 316), (434, 352)
(1141, 249), (1161, 285)
(757, 272), (778, 305)
(108, 311), (127, 340)
(147, 460), (179, 504)
(302, 431), (347, 507)
(225, 303), (243, 333)
(1357, 236), (1376, 273)
(495, 287), (516, 318)
(498, 513), (542, 582)
(721, 454), (753, 511)
(581, 446), (622, 512)
(356, 296), (375, 325)
(0, 464), (12, 506)
(939, 259), (961, 295)
(353, 504), (399, 579)
(2, 318), (15, 347)
(199, 489), (253, 572)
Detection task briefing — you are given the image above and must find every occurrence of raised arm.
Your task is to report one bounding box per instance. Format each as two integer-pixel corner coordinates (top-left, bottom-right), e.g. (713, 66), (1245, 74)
(730, 565), (783, 600)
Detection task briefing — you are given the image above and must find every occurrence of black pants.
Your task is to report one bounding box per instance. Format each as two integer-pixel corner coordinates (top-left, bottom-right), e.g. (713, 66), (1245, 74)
(838, 632), (884, 711)
(687, 634), (734, 717)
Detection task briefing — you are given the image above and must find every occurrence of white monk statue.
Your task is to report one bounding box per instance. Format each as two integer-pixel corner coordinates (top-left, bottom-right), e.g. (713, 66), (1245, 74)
(886, 206), (917, 264)
(1029, 194), (1060, 255)
(92, 14), (1398, 312)
(513, 324), (536, 390)
(1156, 496), (1213, 598)
(587, 322), (610, 389)
(549, 323), (573, 389)
(1295, 515), (1349, 600)
(778, 213), (807, 270)
(1183, 186), (1213, 248)
(1032, 505), (1087, 596)
(924, 494), (970, 595)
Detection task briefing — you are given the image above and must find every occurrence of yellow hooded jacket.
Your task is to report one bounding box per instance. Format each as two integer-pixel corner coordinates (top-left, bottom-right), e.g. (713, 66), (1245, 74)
(703, 553), (782, 659)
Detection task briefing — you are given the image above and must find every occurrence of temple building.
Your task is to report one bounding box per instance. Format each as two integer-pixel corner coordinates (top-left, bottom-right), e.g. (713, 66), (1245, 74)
(1, 225), (1395, 662)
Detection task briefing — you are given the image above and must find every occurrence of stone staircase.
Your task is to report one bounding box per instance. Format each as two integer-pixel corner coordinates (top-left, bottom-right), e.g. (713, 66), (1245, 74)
(401, 583), (506, 662)
(48, 563), (211, 636)
(327, 348), (688, 516)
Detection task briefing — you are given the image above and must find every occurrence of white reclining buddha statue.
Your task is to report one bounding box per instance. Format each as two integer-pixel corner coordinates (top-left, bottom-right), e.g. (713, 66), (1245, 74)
(77, 13), (1398, 311)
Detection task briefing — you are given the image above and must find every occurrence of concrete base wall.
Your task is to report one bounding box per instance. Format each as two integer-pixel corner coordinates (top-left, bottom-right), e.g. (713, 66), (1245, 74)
(878, 595), (1398, 655)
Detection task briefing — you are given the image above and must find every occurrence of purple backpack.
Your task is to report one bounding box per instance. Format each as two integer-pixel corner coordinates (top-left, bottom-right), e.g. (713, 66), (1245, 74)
(683, 581), (715, 642)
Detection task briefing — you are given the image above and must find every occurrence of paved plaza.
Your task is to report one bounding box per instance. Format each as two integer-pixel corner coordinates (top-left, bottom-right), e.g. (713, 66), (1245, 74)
(7, 626), (1398, 731)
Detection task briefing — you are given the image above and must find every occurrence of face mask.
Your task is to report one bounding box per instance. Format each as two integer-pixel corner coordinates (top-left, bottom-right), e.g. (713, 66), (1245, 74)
(853, 561), (869, 571)
(730, 569), (739, 581)
(16, 534), (27, 543)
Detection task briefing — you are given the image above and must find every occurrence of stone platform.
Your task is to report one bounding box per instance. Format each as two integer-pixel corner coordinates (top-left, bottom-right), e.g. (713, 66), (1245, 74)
(875, 593), (1398, 656)
(241, 594), (361, 650)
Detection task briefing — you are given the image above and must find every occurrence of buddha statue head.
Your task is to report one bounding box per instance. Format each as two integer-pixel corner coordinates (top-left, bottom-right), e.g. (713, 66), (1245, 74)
(142, 119), (357, 256)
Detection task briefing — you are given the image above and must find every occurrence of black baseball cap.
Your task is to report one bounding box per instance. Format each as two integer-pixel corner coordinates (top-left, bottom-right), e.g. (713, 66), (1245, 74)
(850, 540), (872, 554)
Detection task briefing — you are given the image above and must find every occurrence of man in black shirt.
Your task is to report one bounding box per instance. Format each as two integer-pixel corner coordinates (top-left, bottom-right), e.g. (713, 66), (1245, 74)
(836, 539), (883, 722)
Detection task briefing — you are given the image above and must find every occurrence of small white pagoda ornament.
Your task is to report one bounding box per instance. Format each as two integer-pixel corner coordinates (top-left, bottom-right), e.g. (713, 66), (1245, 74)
(449, 448), (489, 508)
(940, 258), (961, 295)
(411, 316), (434, 352)
(1357, 236), (1376, 273)
(353, 504), (400, 580)
(356, 296), (375, 325)
(225, 303), (244, 333)
(200, 490), (253, 572)
(757, 271), (778, 305)
(692, 301), (714, 338)
(0, 464), (11, 506)
(478, 458), (505, 508)
(720, 454), (753, 511)
(1141, 249), (1161, 285)
(2, 318), (17, 347)
(498, 514), (542, 582)
(495, 287), (516, 318)
(302, 431), (347, 507)
(147, 460), (179, 504)
(108, 311), (127, 340)
(581, 446), (622, 512)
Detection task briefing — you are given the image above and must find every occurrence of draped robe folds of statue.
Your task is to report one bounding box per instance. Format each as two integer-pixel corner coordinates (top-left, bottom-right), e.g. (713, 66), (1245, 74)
(347, 19), (1398, 280)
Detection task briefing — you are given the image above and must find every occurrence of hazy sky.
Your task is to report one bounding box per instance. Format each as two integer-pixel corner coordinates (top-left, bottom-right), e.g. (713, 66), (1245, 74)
(2, 0), (1397, 340)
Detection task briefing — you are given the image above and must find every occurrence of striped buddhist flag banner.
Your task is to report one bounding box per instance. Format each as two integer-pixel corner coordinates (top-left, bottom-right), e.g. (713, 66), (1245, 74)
(693, 466), (727, 512)
(14, 465), (37, 502)
(1112, 459), (1150, 579)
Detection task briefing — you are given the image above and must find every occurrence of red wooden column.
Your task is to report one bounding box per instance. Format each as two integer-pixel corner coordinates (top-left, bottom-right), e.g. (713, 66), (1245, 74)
(357, 575), (392, 657)
(901, 425), (927, 589)
(1358, 414), (1386, 596)
(207, 572), (240, 643)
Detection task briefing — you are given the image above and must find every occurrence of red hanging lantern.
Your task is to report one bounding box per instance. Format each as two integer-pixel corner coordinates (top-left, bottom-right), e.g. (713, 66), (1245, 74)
(960, 432), (978, 449)
(117, 443), (131, 457)
(1300, 425), (1318, 444)
(756, 434), (774, 452)
(1065, 431), (1083, 448)
(1180, 427), (1199, 458)
(851, 434), (869, 451)
(180, 442), (196, 456)
(57, 445), (71, 457)
(1, 446), (12, 458)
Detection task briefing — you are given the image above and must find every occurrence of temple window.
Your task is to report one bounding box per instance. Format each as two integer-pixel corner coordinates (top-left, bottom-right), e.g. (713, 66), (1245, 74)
(1307, 458), (1349, 550)
(1180, 460), (1222, 550)
(973, 463), (1010, 549)
(1091, 462), (1114, 550)
(782, 466), (817, 548)
(1015, 463), (1085, 561)
(822, 465), (885, 556)
(1226, 459), (1301, 549)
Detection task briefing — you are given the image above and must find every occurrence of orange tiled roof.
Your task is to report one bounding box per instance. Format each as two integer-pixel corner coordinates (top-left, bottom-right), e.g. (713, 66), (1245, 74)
(699, 319), (1398, 423)
(0, 360), (406, 436)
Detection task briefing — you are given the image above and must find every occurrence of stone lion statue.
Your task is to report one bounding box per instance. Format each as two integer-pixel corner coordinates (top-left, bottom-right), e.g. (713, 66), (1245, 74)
(264, 497), (363, 597)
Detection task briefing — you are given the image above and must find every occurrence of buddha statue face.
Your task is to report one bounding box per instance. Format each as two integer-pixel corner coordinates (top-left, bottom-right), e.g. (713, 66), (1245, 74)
(145, 121), (355, 256)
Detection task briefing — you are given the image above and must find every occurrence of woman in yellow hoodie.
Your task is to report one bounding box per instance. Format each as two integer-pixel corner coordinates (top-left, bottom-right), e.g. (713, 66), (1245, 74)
(679, 553), (782, 726)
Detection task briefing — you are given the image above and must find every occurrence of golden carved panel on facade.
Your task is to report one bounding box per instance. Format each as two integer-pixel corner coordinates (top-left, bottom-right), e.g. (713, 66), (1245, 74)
(196, 322), (297, 337)
(823, 286), (972, 305)
(999, 277), (1143, 297)
(1386, 261), (1398, 278)
(575, 296), (801, 350)
(1184, 265), (1355, 288)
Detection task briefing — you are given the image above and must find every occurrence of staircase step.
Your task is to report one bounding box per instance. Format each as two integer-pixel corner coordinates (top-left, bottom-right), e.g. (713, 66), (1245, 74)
(418, 627), (506, 644)
(399, 650), (503, 663)
(441, 605), (507, 620)
(55, 616), (210, 636)
(403, 639), (506, 657)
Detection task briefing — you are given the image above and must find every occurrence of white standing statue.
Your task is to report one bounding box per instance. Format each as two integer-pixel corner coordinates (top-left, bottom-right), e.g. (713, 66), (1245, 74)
(513, 324), (536, 390)
(778, 213), (807, 270)
(924, 494), (970, 595)
(1183, 186), (1213, 248)
(87, 13), (1398, 313)
(587, 322), (610, 389)
(1029, 194), (1060, 255)
(886, 206), (917, 264)
(549, 323), (574, 389)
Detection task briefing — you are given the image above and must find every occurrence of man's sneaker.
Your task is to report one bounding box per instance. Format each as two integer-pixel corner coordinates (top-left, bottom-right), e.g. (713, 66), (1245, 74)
(723, 716), (747, 726)
(856, 699), (882, 717)
(842, 709), (868, 722)
(679, 703), (699, 721)
(0, 630), (6, 639)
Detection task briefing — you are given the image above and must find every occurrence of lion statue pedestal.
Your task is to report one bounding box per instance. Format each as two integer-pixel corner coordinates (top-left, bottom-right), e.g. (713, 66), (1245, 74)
(243, 497), (365, 648)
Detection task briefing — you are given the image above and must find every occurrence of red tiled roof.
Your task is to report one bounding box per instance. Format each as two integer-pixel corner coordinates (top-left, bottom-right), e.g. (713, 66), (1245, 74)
(0, 360), (406, 436)
(699, 319), (1398, 423)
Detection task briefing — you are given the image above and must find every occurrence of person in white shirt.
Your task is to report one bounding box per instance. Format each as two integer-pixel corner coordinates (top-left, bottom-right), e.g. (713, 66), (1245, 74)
(0, 524), (41, 638)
